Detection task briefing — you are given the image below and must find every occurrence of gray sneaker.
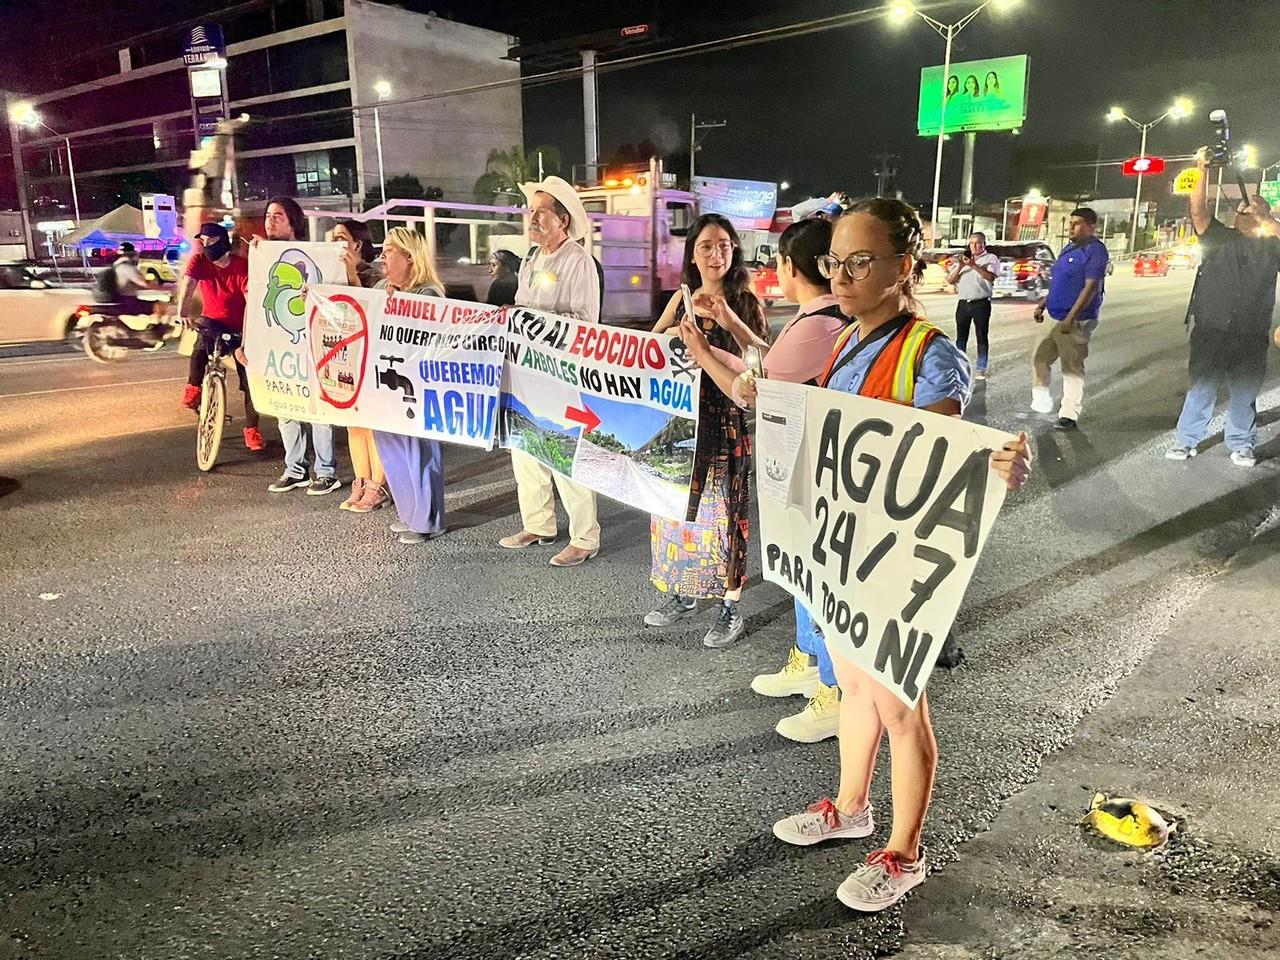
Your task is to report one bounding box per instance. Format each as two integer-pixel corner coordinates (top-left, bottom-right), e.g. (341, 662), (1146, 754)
(644, 594), (697, 627)
(703, 601), (745, 649)
(1231, 447), (1257, 467)
(306, 476), (342, 496)
(1165, 446), (1197, 461)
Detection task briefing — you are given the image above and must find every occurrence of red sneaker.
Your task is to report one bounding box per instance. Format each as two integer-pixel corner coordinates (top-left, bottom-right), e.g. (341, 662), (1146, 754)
(243, 426), (266, 452)
(181, 384), (201, 410)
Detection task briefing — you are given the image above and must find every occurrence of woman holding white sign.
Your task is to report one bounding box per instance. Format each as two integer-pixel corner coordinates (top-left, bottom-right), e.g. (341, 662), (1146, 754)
(373, 227), (448, 545)
(764, 199), (1030, 912)
(646, 213), (768, 648)
(677, 217), (850, 742)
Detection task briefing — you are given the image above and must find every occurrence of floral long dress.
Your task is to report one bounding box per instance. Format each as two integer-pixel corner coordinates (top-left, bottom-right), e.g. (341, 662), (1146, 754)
(649, 305), (751, 598)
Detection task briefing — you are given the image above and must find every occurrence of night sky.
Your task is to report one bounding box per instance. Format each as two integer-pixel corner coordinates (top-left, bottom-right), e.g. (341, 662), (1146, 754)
(2, 0), (1278, 207)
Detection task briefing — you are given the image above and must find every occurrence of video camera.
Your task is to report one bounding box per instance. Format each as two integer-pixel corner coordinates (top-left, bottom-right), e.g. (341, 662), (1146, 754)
(1205, 108), (1255, 205)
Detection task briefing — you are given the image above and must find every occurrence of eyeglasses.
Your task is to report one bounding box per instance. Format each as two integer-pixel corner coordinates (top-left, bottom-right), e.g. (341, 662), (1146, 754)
(816, 252), (904, 282)
(694, 241), (735, 258)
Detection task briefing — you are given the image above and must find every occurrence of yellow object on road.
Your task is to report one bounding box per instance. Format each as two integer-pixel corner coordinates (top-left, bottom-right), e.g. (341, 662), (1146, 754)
(1081, 793), (1176, 849)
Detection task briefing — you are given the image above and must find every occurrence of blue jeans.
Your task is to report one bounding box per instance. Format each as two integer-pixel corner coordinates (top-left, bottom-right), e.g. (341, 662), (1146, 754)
(279, 418), (337, 479)
(1174, 328), (1268, 452)
(794, 597), (836, 687)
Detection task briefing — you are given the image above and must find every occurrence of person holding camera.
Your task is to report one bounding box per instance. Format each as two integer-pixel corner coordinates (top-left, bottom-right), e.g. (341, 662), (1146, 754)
(946, 232), (1001, 379)
(1030, 208), (1109, 431)
(1166, 148), (1280, 466)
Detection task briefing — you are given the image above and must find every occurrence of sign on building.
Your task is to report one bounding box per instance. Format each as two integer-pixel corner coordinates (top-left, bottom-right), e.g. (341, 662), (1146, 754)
(182, 24), (225, 66)
(691, 177), (778, 230)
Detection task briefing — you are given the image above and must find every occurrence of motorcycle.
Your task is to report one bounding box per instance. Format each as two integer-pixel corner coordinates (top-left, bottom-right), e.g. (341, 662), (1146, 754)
(74, 297), (182, 363)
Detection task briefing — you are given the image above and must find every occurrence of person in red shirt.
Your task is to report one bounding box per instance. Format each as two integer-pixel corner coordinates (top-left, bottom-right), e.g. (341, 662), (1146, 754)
(176, 222), (264, 451)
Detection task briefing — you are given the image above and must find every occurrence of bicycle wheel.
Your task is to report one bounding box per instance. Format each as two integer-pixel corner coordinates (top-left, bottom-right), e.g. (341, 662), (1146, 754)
(196, 371), (227, 472)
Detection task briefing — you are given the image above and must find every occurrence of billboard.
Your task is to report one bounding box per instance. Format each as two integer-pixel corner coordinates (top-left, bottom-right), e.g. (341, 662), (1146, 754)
(917, 55), (1029, 136)
(691, 176), (778, 230)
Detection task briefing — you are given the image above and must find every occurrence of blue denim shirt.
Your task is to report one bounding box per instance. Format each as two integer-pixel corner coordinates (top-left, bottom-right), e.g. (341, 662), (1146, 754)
(825, 320), (973, 411)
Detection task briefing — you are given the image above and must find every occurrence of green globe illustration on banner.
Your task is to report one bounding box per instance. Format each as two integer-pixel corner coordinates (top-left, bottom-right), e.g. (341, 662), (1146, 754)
(263, 248), (324, 344)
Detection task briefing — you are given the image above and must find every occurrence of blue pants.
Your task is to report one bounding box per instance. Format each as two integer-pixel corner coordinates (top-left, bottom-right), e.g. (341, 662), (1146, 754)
(279, 418), (337, 479)
(374, 431), (445, 535)
(1174, 328), (1268, 452)
(794, 597), (836, 687)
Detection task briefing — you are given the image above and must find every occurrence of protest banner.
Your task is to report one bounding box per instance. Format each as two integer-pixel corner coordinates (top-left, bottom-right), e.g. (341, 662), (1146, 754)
(500, 306), (701, 521)
(755, 380), (1013, 707)
(244, 240), (505, 448)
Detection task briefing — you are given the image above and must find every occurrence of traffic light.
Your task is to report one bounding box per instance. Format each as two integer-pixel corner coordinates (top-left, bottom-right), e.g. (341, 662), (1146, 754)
(1122, 156), (1166, 176)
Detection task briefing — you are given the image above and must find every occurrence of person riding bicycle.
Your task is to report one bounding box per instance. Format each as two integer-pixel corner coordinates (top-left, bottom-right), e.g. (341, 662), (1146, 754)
(175, 222), (265, 452)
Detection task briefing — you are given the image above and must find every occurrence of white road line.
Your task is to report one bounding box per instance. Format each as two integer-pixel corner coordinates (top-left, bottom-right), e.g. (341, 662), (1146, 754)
(0, 376), (186, 399)
(0, 351), (177, 367)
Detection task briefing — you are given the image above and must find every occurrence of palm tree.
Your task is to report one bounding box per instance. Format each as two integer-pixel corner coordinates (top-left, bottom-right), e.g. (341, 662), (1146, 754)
(473, 145), (562, 203)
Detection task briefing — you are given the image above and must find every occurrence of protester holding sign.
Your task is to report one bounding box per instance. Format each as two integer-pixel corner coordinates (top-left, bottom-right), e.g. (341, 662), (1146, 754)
(373, 227), (448, 544)
(330, 219), (390, 513)
(646, 214), (768, 648)
(261, 197), (344, 497)
(769, 198), (1030, 912)
(498, 176), (603, 568)
(678, 217), (848, 737)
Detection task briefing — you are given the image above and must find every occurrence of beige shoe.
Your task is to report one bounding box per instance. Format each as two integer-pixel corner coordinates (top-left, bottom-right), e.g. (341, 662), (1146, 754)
(499, 531), (557, 549)
(549, 544), (599, 567)
(339, 477), (366, 511)
(775, 682), (840, 743)
(349, 481), (389, 513)
(751, 645), (820, 699)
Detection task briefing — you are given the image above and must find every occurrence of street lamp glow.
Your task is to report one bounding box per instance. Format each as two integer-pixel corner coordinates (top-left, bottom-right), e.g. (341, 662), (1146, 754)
(7, 100), (40, 129)
(1241, 143), (1259, 168)
(1106, 106), (1126, 123)
(779, 180), (790, 191)
(888, 1), (916, 24)
(1025, 188), (1043, 201)
(374, 80), (392, 100)
(991, 0), (1021, 12)
(1171, 97), (1193, 118)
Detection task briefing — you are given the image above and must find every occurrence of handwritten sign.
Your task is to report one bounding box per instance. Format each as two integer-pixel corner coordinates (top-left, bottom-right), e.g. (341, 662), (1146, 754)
(755, 380), (1013, 707)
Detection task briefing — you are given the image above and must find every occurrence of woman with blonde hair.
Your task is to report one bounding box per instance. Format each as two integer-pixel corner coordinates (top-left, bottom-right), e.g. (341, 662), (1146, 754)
(373, 227), (448, 544)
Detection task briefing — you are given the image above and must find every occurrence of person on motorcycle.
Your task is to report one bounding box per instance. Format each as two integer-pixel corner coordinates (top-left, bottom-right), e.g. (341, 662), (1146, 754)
(176, 222), (265, 452)
(110, 244), (154, 316)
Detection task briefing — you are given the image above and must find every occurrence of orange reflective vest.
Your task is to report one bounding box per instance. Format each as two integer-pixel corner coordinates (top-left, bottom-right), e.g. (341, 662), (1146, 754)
(817, 315), (943, 405)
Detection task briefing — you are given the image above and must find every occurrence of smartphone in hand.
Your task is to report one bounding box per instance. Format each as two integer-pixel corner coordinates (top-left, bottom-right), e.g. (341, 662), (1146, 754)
(680, 283), (696, 322)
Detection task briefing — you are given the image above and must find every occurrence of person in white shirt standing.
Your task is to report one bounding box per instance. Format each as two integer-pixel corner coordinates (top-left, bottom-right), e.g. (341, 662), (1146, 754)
(498, 176), (603, 568)
(946, 232), (1001, 379)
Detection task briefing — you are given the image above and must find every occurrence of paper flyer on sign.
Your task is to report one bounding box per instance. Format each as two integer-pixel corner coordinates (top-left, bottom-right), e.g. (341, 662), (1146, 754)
(500, 306), (701, 521)
(755, 380), (806, 503)
(756, 381), (1013, 707)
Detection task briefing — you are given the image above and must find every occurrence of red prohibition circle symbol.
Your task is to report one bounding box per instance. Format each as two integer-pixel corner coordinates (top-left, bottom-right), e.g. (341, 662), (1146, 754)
(308, 293), (369, 410)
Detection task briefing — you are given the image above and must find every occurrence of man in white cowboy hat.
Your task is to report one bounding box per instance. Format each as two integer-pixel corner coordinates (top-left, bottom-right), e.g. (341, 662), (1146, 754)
(499, 175), (603, 567)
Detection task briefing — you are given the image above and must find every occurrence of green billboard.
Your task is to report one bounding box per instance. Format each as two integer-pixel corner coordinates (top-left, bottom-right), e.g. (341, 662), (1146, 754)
(917, 55), (1029, 137)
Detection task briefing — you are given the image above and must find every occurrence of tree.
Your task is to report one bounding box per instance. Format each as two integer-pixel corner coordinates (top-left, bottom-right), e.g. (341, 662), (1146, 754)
(473, 145), (562, 203)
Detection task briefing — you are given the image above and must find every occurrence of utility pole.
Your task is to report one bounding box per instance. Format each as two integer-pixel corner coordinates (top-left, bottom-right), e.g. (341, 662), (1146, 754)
(689, 114), (726, 187)
(960, 132), (977, 205)
(873, 151), (899, 198)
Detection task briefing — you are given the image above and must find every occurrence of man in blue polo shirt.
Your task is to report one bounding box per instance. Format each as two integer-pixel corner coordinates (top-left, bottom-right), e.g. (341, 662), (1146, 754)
(1030, 208), (1109, 430)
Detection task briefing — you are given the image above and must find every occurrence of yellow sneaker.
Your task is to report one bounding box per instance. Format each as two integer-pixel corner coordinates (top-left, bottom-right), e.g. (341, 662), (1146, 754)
(751, 645), (820, 699)
(775, 682), (840, 743)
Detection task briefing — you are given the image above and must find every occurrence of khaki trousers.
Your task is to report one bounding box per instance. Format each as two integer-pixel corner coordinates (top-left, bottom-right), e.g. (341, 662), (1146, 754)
(1031, 318), (1096, 421)
(511, 449), (600, 550)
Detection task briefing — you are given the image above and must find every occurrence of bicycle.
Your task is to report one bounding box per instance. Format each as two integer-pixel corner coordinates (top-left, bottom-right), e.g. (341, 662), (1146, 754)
(196, 331), (237, 472)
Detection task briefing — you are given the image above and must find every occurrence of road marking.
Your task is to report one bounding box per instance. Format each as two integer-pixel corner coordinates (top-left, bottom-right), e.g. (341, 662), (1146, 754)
(0, 351), (177, 367)
(0, 376), (186, 399)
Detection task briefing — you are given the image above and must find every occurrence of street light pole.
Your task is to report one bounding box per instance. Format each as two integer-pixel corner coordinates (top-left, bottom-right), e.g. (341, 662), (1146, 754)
(373, 81), (391, 234)
(1132, 123), (1148, 254)
(890, 1), (1014, 247)
(1106, 98), (1192, 254)
(63, 136), (81, 225)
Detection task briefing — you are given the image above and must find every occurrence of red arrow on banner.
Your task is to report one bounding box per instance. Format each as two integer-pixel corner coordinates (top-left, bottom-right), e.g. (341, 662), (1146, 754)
(565, 403), (601, 433)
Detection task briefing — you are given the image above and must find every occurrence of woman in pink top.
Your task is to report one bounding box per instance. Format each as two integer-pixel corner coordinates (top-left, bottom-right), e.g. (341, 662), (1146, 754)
(679, 216), (850, 745)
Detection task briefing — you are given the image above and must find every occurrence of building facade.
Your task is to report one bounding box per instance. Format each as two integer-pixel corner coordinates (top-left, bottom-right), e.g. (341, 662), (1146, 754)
(5, 0), (522, 253)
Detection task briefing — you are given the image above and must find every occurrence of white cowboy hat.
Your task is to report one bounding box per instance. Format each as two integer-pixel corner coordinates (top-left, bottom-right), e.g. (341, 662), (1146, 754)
(520, 175), (590, 242)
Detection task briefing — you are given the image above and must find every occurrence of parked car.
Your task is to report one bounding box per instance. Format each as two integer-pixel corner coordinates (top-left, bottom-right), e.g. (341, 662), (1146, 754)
(988, 240), (1056, 299)
(139, 247), (183, 284)
(1134, 252), (1170, 277)
(918, 247), (965, 293)
(751, 256), (786, 307)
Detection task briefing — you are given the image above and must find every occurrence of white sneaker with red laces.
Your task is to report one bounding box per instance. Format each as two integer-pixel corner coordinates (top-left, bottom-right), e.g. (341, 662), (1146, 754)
(836, 847), (928, 912)
(772, 798), (874, 847)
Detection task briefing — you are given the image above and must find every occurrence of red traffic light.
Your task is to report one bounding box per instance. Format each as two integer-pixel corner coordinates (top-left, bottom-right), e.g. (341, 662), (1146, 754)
(1122, 155), (1166, 176)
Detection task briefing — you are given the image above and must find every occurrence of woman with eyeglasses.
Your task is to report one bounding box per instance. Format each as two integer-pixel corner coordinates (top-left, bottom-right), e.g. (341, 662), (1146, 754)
(646, 213), (769, 648)
(329, 219), (390, 513)
(761, 198), (1030, 913)
(485, 249), (520, 307)
(676, 217), (849, 740)
(372, 227), (449, 544)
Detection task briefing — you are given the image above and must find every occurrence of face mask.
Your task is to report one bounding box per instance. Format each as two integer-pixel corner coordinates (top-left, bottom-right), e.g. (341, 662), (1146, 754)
(204, 238), (231, 260)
